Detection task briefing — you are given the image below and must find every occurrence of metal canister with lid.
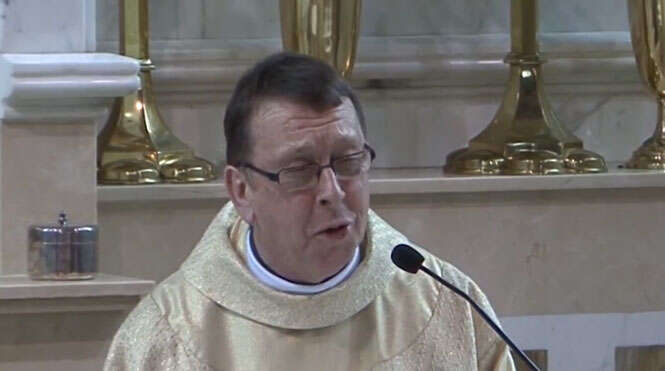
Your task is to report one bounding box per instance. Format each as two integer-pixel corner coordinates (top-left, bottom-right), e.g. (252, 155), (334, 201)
(27, 212), (98, 280)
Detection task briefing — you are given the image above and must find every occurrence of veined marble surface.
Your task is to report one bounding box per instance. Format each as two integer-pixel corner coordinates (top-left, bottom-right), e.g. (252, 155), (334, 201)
(2, 0), (95, 53)
(96, 32), (638, 89)
(96, 0), (630, 42)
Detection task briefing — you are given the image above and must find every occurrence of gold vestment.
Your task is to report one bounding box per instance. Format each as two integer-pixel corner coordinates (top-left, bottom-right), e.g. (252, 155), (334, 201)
(105, 202), (515, 370)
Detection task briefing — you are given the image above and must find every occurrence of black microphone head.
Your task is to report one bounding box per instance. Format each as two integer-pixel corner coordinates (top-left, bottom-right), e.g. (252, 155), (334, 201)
(391, 244), (425, 274)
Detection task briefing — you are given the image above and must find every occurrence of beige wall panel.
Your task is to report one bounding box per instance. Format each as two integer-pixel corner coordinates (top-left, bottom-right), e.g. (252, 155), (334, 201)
(1, 123), (97, 274)
(98, 200), (224, 281)
(372, 189), (665, 316)
(0, 311), (128, 370)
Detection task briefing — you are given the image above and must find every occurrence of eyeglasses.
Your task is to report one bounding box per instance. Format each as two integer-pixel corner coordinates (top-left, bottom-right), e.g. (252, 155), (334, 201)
(238, 143), (376, 191)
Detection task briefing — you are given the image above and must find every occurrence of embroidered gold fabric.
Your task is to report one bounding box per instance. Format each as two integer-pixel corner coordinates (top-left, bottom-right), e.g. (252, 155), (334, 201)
(105, 202), (515, 370)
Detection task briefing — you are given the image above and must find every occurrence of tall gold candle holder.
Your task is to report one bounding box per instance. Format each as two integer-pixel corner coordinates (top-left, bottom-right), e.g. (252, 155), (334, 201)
(626, 0), (665, 169)
(279, 0), (362, 78)
(98, 0), (215, 184)
(444, 0), (607, 175)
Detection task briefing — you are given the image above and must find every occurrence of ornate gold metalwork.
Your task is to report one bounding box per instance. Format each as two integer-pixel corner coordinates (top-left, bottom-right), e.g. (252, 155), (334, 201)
(98, 0), (215, 184)
(279, 0), (362, 78)
(444, 0), (607, 175)
(626, 0), (665, 169)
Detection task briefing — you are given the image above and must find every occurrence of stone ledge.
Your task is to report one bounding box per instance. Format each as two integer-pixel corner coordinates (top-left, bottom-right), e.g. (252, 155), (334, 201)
(0, 274), (153, 314)
(0, 273), (154, 300)
(0, 296), (143, 314)
(97, 164), (665, 202)
(0, 53), (140, 122)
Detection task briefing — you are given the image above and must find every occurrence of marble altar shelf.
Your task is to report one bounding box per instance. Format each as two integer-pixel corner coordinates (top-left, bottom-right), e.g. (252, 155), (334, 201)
(0, 274), (154, 314)
(0, 274), (153, 300)
(97, 164), (665, 202)
(0, 53), (140, 123)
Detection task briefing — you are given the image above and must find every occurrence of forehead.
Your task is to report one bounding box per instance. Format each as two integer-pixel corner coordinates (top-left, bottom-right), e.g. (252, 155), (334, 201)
(248, 97), (364, 149)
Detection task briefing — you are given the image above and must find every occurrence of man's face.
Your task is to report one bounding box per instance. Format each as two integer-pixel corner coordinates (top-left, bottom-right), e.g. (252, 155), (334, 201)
(238, 97), (370, 284)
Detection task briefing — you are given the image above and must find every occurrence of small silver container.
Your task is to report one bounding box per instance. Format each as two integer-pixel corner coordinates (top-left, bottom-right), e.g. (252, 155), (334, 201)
(28, 212), (98, 280)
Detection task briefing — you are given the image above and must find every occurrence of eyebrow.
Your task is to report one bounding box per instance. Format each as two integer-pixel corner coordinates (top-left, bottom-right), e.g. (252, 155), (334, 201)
(285, 117), (339, 132)
(276, 138), (363, 166)
(273, 144), (318, 166)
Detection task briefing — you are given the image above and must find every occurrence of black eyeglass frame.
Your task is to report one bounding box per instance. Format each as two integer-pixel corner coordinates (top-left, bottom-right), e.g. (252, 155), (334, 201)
(237, 143), (376, 185)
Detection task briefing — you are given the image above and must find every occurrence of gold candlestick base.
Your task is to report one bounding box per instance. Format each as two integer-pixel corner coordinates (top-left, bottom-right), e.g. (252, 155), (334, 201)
(98, 63), (216, 185)
(444, 59), (606, 175)
(444, 0), (606, 176)
(98, 160), (161, 185)
(98, 0), (216, 185)
(626, 139), (665, 169)
(626, 0), (665, 170)
(625, 99), (665, 168)
(445, 147), (606, 176)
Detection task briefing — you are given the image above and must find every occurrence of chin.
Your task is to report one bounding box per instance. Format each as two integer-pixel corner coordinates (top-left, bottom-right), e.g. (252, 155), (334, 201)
(311, 241), (355, 272)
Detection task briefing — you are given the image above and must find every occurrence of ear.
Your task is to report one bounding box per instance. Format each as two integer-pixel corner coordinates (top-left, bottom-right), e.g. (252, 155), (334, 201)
(224, 165), (255, 224)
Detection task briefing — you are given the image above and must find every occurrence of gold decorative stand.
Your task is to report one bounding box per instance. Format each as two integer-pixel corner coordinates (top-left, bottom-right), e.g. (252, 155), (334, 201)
(98, 0), (215, 184)
(444, 0), (607, 175)
(279, 0), (362, 78)
(626, 0), (665, 169)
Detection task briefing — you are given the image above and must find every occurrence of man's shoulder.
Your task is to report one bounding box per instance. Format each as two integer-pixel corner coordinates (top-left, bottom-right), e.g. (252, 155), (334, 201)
(421, 247), (482, 296)
(111, 272), (189, 339)
(118, 293), (164, 333)
(365, 215), (510, 368)
(111, 272), (187, 342)
(104, 271), (216, 370)
(104, 291), (172, 369)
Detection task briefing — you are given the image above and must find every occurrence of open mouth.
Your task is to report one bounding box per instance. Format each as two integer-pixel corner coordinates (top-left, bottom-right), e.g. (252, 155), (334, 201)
(320, 224), (350, 239)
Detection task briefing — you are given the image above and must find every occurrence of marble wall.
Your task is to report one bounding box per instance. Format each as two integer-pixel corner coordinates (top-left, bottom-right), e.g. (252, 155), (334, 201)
(96, 0), (630, 41)
(2, 0), (95, 52)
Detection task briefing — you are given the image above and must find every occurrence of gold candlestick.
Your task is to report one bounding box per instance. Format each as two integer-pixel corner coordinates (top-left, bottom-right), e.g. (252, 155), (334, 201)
(98, 0), (215, 184)
(279, 0), (362, 78)
(444, 0), (607, 175)
(626, 0), (665, 169)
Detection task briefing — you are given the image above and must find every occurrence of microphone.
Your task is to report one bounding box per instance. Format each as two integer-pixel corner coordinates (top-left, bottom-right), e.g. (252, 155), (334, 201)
(391, 244), (540, 371)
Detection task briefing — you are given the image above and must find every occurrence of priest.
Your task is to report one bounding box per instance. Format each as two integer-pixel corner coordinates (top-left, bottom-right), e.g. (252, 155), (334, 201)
(104, 52), (515, 371)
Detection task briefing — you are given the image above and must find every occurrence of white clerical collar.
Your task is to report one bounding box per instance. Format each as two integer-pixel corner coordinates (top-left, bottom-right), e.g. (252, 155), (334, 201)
(246, 228), (360, 295)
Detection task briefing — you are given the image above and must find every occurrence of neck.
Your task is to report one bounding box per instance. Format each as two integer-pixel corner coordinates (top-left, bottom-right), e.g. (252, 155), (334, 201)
(250, 230), (335, 284)
(251, 227), (353, 284)
(247, 228), (360, 294)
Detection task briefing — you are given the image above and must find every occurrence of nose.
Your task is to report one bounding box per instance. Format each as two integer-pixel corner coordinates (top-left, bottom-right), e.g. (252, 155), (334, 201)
(315, 167), (346, 205)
